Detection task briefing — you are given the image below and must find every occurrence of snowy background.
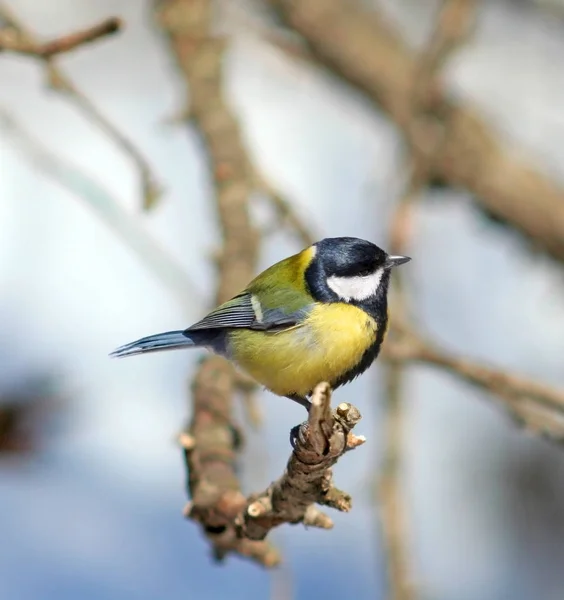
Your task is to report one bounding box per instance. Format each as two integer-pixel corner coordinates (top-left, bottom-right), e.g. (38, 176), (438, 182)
(2, 1), (564, 598)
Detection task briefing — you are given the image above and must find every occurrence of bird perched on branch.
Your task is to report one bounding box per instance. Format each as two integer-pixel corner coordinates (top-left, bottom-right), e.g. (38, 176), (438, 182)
(111, 237), (410, 410)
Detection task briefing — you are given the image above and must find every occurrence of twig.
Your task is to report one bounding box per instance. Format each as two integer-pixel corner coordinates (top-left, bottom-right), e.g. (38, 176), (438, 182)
(0, 3), (162, 211)
(0, 16), (121, 57)
(268, 0), (564, 265)
(0, 111), (199, 308)
(236, 383), (364, 540)
(385, 324), (564, 441)
(181, 381), (365, 565)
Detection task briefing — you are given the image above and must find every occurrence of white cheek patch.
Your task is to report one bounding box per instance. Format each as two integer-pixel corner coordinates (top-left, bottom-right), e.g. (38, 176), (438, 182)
(327, 268), (384, 302)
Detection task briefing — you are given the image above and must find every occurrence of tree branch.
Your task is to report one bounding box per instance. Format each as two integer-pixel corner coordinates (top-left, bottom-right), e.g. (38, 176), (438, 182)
(268, 0), (564, 264)
(385, 322), (564, 441)
(0, 3), (161, 210)
(0, 16), (121, 57)
(237, 383), (364, 541)
(154, 0), (267, 562)
(181, 381), (365, 565)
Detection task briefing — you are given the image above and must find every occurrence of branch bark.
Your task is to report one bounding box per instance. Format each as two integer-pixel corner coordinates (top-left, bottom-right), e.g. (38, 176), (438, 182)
(155, 0), (261, 559)
(237, 383), (364, 541)
(0, 16), (121, 57)
(268, 0), (564, 264)
(180, 381), (365, 565)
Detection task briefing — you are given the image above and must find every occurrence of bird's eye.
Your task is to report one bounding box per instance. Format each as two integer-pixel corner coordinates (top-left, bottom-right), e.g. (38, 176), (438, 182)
(357, 267), (373, 277)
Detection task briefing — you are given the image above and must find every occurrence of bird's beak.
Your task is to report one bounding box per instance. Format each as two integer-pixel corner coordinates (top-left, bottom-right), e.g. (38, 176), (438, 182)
(385, 255), (411, 268)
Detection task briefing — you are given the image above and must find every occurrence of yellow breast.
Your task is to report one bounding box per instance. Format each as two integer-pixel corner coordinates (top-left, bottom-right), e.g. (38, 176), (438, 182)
(228, 303), (378, 398)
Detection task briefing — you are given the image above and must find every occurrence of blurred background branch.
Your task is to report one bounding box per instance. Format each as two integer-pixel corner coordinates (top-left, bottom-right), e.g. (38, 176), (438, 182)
(0, 15), (121, 57)
(269, 0), (564, 264)
(0, 2), (162, 210)
(385, 324), (564, 440)
(154, 0), (266, 563)
(377, 3), (479, 598)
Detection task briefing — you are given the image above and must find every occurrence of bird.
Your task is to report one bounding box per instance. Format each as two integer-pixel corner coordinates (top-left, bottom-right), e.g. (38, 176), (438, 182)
(110, 237), (410, 410)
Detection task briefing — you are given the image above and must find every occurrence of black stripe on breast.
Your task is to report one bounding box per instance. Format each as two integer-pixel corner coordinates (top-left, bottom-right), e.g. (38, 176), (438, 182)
(330, 310), (389, 391)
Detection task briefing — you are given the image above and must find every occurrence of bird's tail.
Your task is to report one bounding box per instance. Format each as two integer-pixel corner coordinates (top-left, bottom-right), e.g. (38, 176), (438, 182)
(110, 330), (194, 358)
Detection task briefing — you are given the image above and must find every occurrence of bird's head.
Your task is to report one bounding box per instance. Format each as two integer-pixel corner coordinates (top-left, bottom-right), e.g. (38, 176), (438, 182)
(306, 237), (411, 304)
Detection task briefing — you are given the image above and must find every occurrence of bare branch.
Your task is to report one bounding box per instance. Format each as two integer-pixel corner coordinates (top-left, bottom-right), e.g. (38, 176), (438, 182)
(154, 0), (266, 561)
(237, 383), (363, 541)
(268, 0), (564, 265)
(0, 17), (122, 57)
(0, 3), (162, 211)
(182, 381), (364, 565)
(385, 323), (564, 441)
(183, 356), (280, 566)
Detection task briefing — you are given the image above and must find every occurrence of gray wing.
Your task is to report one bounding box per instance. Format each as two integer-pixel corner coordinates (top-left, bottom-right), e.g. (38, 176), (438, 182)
(185, 292), (310, 333)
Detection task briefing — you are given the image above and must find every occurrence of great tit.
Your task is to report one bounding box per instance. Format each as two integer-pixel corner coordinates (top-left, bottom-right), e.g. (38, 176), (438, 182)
(110, 237), (410, 410)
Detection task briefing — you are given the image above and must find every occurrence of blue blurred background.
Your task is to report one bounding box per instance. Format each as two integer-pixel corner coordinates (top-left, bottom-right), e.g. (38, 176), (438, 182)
(2, 1), (564, 599)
